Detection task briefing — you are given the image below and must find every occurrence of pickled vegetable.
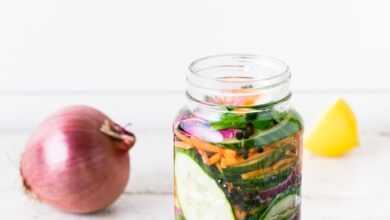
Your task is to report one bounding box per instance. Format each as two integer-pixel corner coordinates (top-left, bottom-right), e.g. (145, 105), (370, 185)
(175, 150), (235, 220)
(174, 105), (303, 220)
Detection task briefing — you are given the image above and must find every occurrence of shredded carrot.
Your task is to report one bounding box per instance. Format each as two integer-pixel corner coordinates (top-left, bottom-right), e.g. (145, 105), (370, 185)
(216, 163), (223, 172)
(174, 130), (192, 144)
(241, 156), (297, 179)
(272, 157), (297, 170)
(220, 149), (240, 166)
(248, 148), (259, 157)
(219, 159), (228, 169)
(221, 156), (243, 167)
(174, 141), (193, 150)
(197, 149), (210, 165)
(190, 136), (223, 153)
(233, 206), (248, 220)
(223, 148), (273, 168)
(241, 166), (273, 180)
(224, 149), (237, 158)
(207, 153), (221, 165)
(197, 151), (222, 166)
(174, 129), (222, 153)
(268, 136), (296, 149)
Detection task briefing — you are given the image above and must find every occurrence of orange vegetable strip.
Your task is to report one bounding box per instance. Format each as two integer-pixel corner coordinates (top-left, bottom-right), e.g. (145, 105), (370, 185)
(190, 136), (223, 153)
(174, 129), (222, 153)
(233, 206), (247, 220)
(221, 156), (244, 167)
(220, 149), (240, 166)
(241, 157), (297, 179)
(249, 148), (260, 157)
(241, 167), (273, 180)
(207, 153), (221, 165)
(216, 163), (223, 172)
(174, 130), (193, 144)
(224, 149), (237, 158)
(219, 159), (228, 169)
(272, 157), (297, 170)
(174, 141), (193, 150)
(197, 149), (209, 165)
(223, 148), (273, 168)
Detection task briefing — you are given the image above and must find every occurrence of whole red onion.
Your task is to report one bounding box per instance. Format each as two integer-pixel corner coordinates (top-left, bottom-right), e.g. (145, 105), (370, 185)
(20, 105), (136, 213)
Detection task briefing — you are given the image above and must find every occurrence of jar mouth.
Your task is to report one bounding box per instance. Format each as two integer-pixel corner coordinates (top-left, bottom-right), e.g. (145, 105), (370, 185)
(187, 54), (291, 107)
(188, 54), (291, 91)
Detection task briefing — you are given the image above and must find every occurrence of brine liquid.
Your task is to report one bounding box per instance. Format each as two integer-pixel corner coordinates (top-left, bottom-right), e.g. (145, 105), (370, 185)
(173, 110), (302, 220)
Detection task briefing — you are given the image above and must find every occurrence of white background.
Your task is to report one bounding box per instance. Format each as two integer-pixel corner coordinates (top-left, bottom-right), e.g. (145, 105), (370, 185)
(1, 0), (390, 132)
(1, 0), (390, 93)
(1, 1), (390, 219)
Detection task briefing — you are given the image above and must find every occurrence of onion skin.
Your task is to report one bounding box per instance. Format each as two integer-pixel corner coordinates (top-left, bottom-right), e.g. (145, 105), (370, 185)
(20, 105), (135, 214)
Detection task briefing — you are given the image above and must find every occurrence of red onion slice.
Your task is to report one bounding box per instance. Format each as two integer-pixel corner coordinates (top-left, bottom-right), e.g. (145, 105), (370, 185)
(179, 118), (223, 143)
(258, 171), (298, 200)
(219, 129), (238, 139)
(193, 108), (222, 122)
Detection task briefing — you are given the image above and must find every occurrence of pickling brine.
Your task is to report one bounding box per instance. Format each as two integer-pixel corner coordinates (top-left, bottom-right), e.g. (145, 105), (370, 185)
(174, 54), (303, 220)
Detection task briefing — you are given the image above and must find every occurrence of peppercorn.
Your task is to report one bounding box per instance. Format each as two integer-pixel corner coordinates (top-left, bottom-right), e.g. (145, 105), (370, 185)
(243, 124), (255, 138)
(236, 131), (244, 140)
(257, 147), (264, 153)
(240, 148), (249, 159)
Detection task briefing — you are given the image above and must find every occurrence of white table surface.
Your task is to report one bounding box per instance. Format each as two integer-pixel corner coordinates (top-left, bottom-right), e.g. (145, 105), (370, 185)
(1, 92), (390, 219)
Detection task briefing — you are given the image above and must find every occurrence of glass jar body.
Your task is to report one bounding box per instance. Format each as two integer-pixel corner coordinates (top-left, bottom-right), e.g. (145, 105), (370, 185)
(173, 100), (303, 220)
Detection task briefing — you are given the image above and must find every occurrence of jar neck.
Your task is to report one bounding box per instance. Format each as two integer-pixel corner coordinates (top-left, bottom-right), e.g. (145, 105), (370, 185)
(186, 54), (291, 109)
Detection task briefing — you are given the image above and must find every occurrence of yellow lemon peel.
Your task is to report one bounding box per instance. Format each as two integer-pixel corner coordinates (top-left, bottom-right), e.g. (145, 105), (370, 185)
(304, 98), (359, 157)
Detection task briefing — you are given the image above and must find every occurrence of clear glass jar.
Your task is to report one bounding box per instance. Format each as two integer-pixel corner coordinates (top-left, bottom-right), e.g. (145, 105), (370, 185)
(173, 54), (303, 220)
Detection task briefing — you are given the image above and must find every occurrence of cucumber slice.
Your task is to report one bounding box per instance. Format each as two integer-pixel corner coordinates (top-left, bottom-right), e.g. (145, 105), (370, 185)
(175, 151), (235, 220)
(259, 188), (300, 220)
(214, 111), (302, 150)
(223, 144), (293, 177)
(232, 165), (294, 191)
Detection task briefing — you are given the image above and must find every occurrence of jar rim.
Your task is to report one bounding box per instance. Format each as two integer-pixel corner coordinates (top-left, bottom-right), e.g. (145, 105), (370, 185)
(188, 54), (291, 91)
(186, 54), (292, 107)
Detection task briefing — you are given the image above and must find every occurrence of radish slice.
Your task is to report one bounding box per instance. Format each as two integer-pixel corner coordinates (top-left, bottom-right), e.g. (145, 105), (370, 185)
(179, 118), (223, 143)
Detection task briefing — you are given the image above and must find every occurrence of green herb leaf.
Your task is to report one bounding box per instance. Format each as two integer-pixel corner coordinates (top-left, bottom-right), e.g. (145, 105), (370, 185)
(211, 113), (247, 130)
(249, 111), (275, 130)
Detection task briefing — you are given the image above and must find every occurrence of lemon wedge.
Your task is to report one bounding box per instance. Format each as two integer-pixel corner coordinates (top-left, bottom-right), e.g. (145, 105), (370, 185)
(304, 98), (359, 157)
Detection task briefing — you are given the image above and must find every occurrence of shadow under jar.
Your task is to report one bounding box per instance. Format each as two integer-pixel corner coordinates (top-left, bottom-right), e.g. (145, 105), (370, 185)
(173, 54), (303, 220)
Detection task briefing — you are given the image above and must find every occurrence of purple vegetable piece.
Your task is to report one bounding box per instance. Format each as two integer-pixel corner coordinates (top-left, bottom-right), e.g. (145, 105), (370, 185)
(193, 108), (222, 122)
(219, 129), (237, 139)
(258, 171), (296, 200)
(179, 118), (223, 143)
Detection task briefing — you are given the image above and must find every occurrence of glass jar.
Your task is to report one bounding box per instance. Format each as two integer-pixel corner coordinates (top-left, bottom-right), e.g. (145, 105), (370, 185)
(173, 54), (303, 220)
